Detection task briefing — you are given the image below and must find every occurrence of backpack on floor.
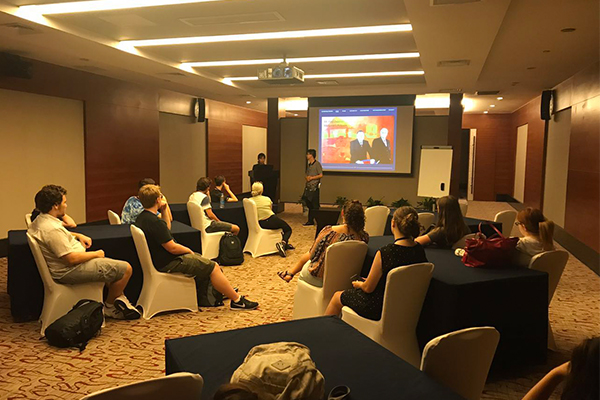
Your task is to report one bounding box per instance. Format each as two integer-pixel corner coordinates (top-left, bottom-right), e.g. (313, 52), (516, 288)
(44, 299), (103, 351)
(217, 233), (244, 266)
(197, 277), (224, 307)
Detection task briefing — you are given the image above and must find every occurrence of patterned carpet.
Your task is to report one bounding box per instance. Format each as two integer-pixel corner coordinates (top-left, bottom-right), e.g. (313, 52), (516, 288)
(0, 201), (598, 399)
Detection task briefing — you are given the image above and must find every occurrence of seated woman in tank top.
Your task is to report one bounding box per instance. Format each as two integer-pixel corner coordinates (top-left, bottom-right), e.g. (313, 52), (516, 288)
(415, 195), (470, 248)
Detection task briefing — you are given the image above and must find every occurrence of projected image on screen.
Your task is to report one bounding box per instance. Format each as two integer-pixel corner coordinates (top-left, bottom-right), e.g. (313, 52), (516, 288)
(319, 107), (397, 172)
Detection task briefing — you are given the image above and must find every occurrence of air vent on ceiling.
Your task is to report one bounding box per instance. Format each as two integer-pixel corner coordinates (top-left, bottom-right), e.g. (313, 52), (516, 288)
(431, 0), (481, 5)
(180, 12), (285, 27)
(437, 59), (470, 67)
(475, 90), (500, 96)
(316, 80), (339, 86)
(0, 23), (40, 35)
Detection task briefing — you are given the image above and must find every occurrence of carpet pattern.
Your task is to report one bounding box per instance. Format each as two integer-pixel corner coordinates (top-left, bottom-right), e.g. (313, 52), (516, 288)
(0, 201), (598, 400)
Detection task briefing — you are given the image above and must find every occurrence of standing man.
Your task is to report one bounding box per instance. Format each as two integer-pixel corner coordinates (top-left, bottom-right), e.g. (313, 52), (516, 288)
(370, 127), (392, 164)
(303, 149), (323, 226)
(349, 130), (372, 163)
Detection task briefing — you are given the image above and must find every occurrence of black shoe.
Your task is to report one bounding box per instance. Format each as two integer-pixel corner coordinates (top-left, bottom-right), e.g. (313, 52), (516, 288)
(285, 243), (295, 250)
(114, 296), (141, 320)
(230, 296), (259, 310)
(276, 242), (287, 257)
(303, 221), (315, 226)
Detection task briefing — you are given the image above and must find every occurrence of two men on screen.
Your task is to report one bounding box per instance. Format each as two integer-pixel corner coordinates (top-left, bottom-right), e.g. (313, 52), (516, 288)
(349, 128), (392, 164)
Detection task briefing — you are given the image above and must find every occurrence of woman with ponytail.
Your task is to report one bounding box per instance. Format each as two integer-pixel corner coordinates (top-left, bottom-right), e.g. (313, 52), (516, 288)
(514, 208), (555, 266)
(325, 207), (428, 320)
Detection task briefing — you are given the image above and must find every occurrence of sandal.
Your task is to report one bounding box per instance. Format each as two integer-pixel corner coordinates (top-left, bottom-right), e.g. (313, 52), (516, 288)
(277, 270), (294, 283)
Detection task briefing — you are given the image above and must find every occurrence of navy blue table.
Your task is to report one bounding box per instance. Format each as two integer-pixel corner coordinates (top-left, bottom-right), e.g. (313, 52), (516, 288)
(165, 316), (466, 400)
(8, 221), (201, 322)
(362, 236), (548, 369)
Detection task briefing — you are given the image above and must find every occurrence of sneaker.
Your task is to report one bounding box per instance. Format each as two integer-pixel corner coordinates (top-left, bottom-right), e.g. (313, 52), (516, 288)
(230, 296), (259, 311)
(113, 296), (141, 320)
(285, 243), (295, 250)
(276, 242), (287, 257)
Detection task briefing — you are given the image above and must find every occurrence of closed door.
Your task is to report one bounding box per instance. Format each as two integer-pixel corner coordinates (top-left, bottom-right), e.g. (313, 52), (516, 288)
(242, 125), (267, 193)
(514, 124), (528, 203)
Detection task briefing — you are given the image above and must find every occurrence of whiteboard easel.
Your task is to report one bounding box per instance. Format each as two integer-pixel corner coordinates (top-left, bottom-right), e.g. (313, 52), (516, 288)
(417, 146), (453, 198)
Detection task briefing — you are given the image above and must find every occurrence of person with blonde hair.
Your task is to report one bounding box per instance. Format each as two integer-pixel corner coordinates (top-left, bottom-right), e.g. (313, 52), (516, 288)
(251, 182), (293, 257)
(325, 206), (428, 319)
(514, 208), (555, 266)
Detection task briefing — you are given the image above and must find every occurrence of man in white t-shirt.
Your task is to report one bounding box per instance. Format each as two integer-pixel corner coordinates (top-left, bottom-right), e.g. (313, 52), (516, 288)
(189, 177), (240, 235)
(28, 185), (140, 320)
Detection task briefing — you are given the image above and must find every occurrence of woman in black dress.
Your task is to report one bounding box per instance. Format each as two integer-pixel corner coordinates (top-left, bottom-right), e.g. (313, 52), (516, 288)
(325, 206), (428, 320)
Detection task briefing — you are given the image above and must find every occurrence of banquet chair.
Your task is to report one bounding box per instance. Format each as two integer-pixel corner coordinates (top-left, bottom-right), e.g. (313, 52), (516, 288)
(107, 210), (121, 225)
(420, 327), (500, 400)
(27, 233), (104, 336)
(459, 200), (468, 217)
(293, 241), (368, 319)
(418, 212), (435, 233)
(494, 210), (517, 237)
(364, 206), (390, 236)
(242, 198), (282, 258)
(342, 262), (434, 367)
(80, 372), (203, 400)
(25, 213), (32, 228)
(452, 233), (477, 249)
(187, 201), (225, 260)
(529, 250), (569, 350)
(130, 225), (198, 319)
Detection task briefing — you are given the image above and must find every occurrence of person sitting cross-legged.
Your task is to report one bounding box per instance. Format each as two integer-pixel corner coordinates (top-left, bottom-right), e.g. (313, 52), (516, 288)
(135, 184), (258, 310)
(189, 177), (240, 235)
(28, 185), (140, 320)
(250, 181), (293, 258)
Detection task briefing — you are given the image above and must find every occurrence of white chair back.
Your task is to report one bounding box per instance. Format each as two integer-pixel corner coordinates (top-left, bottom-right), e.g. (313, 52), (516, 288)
(459, 201), (468, 217)
(187, 201), (207, 233)
(107, 210), (121, 225)
(321, 241), (369, 302)
(130, 225), (160, 279)
(27, 233), (57, 291)
(80, 372), (203, 400)
(364, 206), (390, 236)
(242, 198), (282, 258)
(452, 233), (477, 249)
(494, 210), (517, 237)
(243, 198), (262, 234)
(529, 250), (569, 304)
(187, 201), (225, 259)
(420, 327), (500, 400)
(418, 213), (435, 232)
(25, 213), (32, 228)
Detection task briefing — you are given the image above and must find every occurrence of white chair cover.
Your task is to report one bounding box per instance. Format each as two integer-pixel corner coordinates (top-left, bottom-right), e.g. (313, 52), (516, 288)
(25, 213), (32, 228)
(459, 201), (468, 217)
(494, 210), (517, 237)
(107, 210), (121, 225)
(187, 201), (225, 260)
(364, 206), (390, 236)
(418, 213), (435, 233)
(242, 198), (282, 258)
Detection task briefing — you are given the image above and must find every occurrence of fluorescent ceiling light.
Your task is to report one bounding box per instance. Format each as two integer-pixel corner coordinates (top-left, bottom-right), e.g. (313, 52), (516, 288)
(18, 0), (231, 15)
(121, 24), (412, 47)
(483, 111), (489, 114)
(490, 104), (496, 107)
(181, 52), (420, 68)
(497, 96), (503, 100)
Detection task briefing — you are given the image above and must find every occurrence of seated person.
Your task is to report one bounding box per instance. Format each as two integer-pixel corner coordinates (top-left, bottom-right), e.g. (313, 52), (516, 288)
(277, 200), (369, 287)
(28, 185), (140, 320)
(416, 195), (470, 248)
(250, 182), (293, 258)
(135, 184), (258, 310)
(189, 177), (240, 235)
(514, 208), (555, 267)
(325, 207), (428, 319)
(31, 185), (77, 228)
(122, 178), (173, 225)
(210, 175), (239, 203)
(522, 336), (598, 400)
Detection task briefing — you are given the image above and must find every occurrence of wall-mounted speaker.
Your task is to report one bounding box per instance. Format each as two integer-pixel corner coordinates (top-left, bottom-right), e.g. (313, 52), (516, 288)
(540, 90), (554, 121)
(194, 98), (206, 122)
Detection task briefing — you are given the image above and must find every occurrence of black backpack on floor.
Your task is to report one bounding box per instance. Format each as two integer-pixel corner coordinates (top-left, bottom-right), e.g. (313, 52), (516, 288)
(197, 278), (224, 307)
(217, 233), (244, 266)
(45, 299), (103, 351)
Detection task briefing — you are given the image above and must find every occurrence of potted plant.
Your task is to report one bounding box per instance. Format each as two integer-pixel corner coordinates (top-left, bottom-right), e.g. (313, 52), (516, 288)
(417, 197), (437, 212)
(366, 197), (385, 207)
(334, 196), (348, 207)
(391, 198), (412, 208)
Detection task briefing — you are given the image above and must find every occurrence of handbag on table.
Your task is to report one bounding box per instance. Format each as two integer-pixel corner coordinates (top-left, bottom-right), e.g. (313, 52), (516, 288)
(462, 223), (519, 268)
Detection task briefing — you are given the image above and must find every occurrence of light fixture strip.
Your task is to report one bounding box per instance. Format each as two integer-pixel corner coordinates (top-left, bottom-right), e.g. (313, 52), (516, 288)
(182, 52), (420, 68)
(122, 24), (412, 47)
(225, 70), (424, 81)
(19, 0), (231, 15)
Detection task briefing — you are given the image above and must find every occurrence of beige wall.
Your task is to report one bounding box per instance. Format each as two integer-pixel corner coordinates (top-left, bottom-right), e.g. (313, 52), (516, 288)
(279, 116), (449, 205)
(159, 112), (207, 203)
(0, 88), (85, 238)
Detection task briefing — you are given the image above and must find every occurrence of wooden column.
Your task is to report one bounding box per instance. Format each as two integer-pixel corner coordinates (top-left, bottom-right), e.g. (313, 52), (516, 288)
(267, 98), (282, 201)
(448, 93), (464, 197)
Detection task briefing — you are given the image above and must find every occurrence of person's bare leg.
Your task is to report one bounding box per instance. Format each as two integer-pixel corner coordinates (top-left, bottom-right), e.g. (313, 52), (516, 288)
(209, 264), (241, 302)
(278, 251), (310, 282)
(231, 224), (240, 235)
(324, 291), (344, 316)
(106, 263), (132, 304)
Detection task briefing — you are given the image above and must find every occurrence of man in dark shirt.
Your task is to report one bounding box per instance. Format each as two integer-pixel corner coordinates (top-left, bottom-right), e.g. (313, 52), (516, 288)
(370, 127), (392, 164)
(210, 176), (239, 203)
(349, 130), (372, 163)
(303, 149), (323, 226)
(134, 184), (258, 310)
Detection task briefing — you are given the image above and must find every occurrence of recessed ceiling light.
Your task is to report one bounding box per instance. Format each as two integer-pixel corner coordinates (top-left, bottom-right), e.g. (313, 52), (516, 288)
(483, 111), (488, 114)
(561, 28), (576, 33)
(294, 114), (298, 116)
(224, 70), (424, 83)
(497, 96), (503, 100)
(120, 24), (412, 47)
(246, 101), (251, 104)
(18, 0), (231, 15)
(181, 52), (420, 68)
(490, 104), (496, 108)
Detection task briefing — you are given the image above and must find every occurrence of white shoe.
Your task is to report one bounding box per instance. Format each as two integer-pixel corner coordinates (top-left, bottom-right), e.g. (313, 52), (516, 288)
(108, 296), (141, 320)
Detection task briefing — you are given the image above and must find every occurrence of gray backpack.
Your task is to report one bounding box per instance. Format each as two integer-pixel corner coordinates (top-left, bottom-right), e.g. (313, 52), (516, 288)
(230, 342), (325, 400)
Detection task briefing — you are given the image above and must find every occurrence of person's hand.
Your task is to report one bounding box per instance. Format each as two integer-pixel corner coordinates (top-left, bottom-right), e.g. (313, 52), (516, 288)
(352, 280), (364, 289)
(306, 176), (311, 182)
(79, 234), (92, 248)
(95, 250), (105, 258)
(551, 362), (570, 379)
(223, 182), (230, 190)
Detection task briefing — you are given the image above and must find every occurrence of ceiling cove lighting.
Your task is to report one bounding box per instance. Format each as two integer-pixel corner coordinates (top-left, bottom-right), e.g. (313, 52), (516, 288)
(17, 0), (233, 15)
(221, 70), (423, 85)
(181, 52), (420, 69)
(120, 24), (412, 47)
(414, 94), (474, 111)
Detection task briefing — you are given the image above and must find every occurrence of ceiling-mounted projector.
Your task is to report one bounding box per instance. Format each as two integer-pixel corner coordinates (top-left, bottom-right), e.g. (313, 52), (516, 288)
(258, 62), (304, 84)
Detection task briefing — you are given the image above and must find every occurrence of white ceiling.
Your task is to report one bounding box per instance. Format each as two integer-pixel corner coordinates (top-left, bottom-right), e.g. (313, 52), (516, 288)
(0, 0), (598, 113)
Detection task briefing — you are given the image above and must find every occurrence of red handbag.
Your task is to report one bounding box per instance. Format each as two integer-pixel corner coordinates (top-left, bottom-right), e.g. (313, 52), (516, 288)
(461, 223), (519, 268)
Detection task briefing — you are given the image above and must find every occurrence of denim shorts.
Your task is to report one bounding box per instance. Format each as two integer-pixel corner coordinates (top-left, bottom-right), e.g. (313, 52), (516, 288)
(56, 258), (128, 284)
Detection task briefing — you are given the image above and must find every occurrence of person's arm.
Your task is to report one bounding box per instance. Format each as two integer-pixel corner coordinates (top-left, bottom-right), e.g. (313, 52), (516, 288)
(353, 251), (383, 293)
(205, 208), (220, 222)
(159, 196), (172, 229)
(223, 182), (238, 202)
(162, 239), (194, 255)
(62, 249), (105, 266)
(71, 232), (92, 249)
(522, 362), (570, 400)
(415, 235), (432, 245)
(61, 214), (77, 228)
